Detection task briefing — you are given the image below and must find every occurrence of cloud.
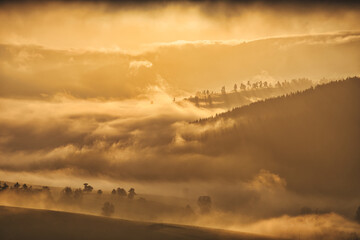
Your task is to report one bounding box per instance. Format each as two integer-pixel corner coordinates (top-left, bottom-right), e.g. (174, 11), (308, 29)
(129, 60), (153, 70)
(1, 32), (359, 99)
(0, 87), (223, 180)
(0, 44), (159, 99)
(241, 213), (360, 240)
(0, 1), (360, 51)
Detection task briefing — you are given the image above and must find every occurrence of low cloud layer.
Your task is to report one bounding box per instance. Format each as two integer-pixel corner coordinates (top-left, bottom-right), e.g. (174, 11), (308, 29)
(1, 79), (359, 224)
(0, 88), (220, 180)
(1, 32), (360, 99)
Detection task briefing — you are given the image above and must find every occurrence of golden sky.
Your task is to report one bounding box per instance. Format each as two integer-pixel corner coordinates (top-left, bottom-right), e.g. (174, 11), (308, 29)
(0, 1), (360, 51)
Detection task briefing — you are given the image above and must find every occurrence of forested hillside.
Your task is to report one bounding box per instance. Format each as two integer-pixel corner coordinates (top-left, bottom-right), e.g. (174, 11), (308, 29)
(191, 77), (360, 199)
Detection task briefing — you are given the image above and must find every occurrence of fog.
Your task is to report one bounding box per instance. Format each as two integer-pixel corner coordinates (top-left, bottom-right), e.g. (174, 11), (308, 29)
(0, 1), (360, 239)
(1, 79), (360, 239)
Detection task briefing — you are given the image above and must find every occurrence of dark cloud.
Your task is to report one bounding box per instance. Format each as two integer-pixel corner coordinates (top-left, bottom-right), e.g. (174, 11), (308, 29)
(1, 0), (360, 21)
(1, 0), (359, 6)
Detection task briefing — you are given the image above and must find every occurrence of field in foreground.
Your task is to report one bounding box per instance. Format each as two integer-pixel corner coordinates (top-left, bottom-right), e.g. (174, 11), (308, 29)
(0, 205), (280, 240)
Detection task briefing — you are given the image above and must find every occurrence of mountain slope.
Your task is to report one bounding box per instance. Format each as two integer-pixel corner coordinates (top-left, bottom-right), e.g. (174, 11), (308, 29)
(0, 206), (279, 240)
(192, 77), (360, 198)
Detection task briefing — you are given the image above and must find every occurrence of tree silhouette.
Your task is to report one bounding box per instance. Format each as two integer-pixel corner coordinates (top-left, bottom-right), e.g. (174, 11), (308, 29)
(221, 86), (226, 95)
(60, 187), (73, 202)
(275, 81), (281, 88)
(62, 187), (72, 196)
(2, 182), (8, 190)
(14, 182), (20, 189)
(208, 95), (212, 106)
(194, 96), (199, 107)
(74, 188), (83, 199)
(117, 188), (127, 198)
(197, 196), (211, 214)
(240, 83), (246, 91)
(83, 183), (93, 193)
(97, 189), (103, 195)
(102, 202), (115, 217)
(111, 189), (116, 195)
(234, 84), (238, 92)
(128, 188), (136, 200)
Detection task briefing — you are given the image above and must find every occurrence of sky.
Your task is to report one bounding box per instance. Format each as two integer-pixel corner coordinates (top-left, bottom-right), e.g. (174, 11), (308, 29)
(1, 1), (360, 51)
(0, 2), (360, 235)
(0, 1), (360, 99)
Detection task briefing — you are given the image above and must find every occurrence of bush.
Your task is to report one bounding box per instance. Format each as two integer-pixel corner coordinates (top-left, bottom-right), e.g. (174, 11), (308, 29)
(102, 202), (115, 217)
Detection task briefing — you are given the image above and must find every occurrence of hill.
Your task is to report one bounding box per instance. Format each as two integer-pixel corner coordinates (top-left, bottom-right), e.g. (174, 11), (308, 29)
(0, 205), (279, 240)
(190, 77), (360, 206)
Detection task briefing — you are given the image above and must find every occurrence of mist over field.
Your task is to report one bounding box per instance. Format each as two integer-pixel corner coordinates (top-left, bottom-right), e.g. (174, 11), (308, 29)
(0, 1), (360, 240)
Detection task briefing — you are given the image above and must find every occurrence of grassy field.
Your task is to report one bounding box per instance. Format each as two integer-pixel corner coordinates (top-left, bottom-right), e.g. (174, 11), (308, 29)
(0, 205), (281, 240)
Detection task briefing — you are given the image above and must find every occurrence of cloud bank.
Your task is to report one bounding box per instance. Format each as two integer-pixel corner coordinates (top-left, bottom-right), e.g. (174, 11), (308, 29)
(1, 32), (359, 99)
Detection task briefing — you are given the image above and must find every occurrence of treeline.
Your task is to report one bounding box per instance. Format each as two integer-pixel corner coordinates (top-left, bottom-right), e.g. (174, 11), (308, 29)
(186, 78), (313, 108)
(0, 181), (213, 220)
(59, 183), (138, 201)
(0, 181), (51, 194)
(193, 77), (358, 123)
(0, 181), (141, 216)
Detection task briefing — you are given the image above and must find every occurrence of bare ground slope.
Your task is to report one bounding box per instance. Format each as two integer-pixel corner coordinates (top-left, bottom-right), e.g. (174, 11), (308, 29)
(0, 205), (280, 240)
